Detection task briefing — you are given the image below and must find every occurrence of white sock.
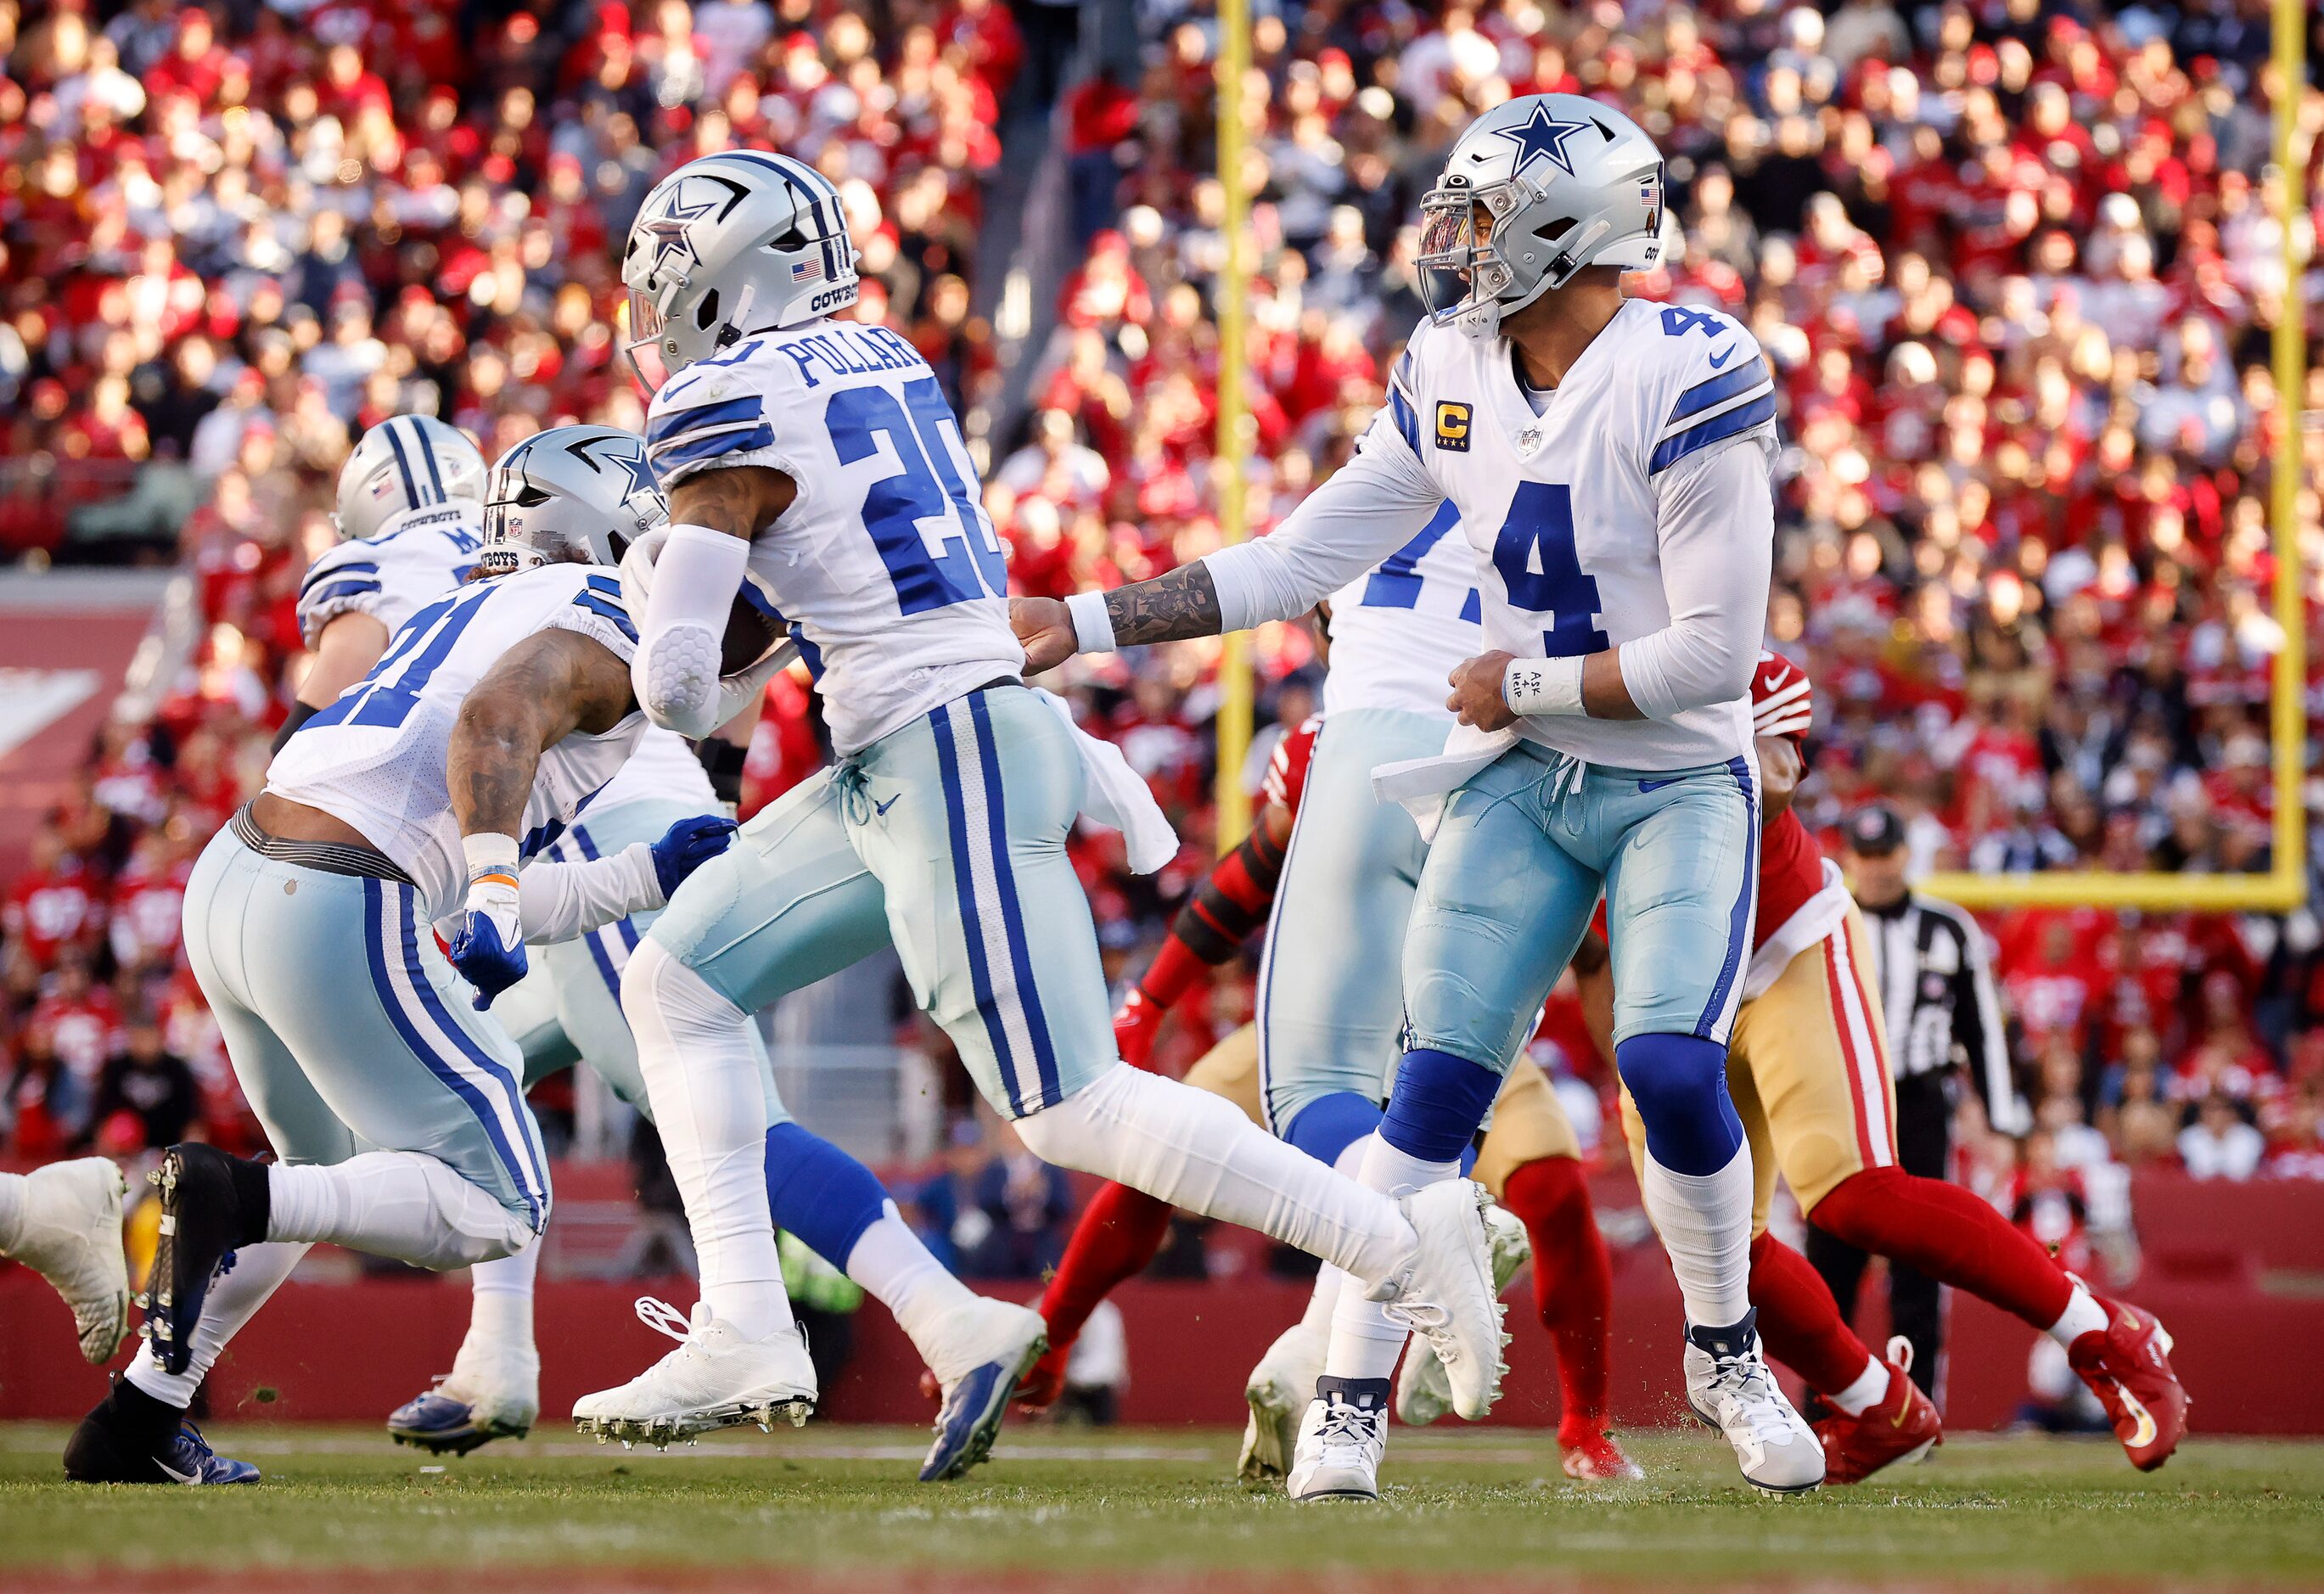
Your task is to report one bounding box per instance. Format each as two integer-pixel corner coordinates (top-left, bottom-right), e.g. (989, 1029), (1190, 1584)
(2045, 1279), (2109, 1346)
(623, 940), (794, 1343)
(1640, 1142), (1754, 1329)
(1013, 1064), (1414, 1285)
(1322, 1133), (1461, 1382)
(845, 1201), (980, 1376)
(1828, 1355), (1890, 1417)
(468, 1237), (540, 1350)
(267, 1153), (532, 1270)
(1298, 1139), (1373, 1338)
(0, 1170), (24, 1254)
(126, 1241), (310, 1409)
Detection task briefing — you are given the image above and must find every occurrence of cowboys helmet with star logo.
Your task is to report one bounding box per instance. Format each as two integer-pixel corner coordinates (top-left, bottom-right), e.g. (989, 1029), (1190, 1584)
(480, 425), (668, 574)
(620, 149), (859, 391)
(334, 414), (487, 541)
(1416, 93), (1668, 338)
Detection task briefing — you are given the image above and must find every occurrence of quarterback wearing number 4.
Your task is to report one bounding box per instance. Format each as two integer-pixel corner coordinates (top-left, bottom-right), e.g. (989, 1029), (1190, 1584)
(1019, 93), (1823, 1496)
(576, 149), (1503, 1453)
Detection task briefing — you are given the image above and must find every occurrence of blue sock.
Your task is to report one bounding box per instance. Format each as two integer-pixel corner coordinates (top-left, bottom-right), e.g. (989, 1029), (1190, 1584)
(762, 1122), (890, 1271)
(1379, 1047), (1502, 1164)
(1281, 1091), (1383, 1168)
(1615, 1032), (1745, 1175)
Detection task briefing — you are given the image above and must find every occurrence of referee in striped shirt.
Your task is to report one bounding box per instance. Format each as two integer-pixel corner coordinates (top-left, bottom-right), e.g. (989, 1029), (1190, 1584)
(1809, 804), (2029, 1400)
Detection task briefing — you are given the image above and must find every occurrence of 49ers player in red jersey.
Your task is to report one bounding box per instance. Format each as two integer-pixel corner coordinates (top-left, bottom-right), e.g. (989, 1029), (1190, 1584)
(1586, 653), (2187, 1479)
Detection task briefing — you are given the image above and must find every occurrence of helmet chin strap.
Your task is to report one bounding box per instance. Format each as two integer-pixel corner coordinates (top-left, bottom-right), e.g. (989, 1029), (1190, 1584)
(715, 283), (757, 349)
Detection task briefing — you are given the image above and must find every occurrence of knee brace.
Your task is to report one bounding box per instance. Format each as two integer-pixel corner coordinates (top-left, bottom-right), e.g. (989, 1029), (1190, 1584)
(1379, 1047), (1501, 1163)
(1615, 1032), (1743, 1176)
(762, 1121), (890, 1270)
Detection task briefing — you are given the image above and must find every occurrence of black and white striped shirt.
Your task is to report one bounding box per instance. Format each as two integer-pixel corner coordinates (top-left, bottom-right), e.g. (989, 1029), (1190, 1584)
(1857, 893), (2030, 1135)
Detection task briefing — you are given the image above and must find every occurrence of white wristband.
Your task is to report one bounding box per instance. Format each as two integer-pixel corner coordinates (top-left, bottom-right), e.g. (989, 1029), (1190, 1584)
(462, 831), (520, 886)
(1065, 591), (1118, 654)
(1503, 655), (1586, 717)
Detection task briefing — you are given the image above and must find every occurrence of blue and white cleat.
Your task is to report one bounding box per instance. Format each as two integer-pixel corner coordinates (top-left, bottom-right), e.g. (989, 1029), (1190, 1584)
(918, 1298), (1047, 1483)
(155, 1420), (261, 1485)
(388, 1336), (540, 1456)
(64, 1382), (260, 1485)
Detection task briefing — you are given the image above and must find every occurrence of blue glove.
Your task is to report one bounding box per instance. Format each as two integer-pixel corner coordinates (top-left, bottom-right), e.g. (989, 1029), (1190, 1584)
(650, 813), (738, 897)
(448, 909), (528, 1010)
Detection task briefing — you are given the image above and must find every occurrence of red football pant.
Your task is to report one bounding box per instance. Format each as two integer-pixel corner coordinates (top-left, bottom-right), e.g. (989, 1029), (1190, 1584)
(1749, 1230), (1876, 1396)
(1497, 1156), (1613, 1440)
(1809, 1165), (2073, 1329)
(1033, 1181), (1175, 1352)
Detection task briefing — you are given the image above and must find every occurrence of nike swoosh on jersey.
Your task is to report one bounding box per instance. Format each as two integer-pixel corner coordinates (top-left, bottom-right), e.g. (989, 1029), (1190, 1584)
(1705, 344), (1737, 369)
(873, 794), (901, 817)
(1761, 671), (1787, 692)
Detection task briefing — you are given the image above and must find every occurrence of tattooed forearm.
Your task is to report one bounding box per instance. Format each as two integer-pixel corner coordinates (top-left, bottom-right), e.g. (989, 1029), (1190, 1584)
(449, 633), (596, 837)
(668, 466), (796, 540)
(1103, 562), (1225, 646)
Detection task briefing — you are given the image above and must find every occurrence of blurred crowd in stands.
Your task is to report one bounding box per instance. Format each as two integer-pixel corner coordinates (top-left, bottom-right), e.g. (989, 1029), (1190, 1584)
(0, 0), (2321, 1274)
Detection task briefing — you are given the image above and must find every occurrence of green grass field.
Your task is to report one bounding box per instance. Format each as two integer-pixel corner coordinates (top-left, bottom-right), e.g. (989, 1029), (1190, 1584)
(2, 1424), (2320, 1590)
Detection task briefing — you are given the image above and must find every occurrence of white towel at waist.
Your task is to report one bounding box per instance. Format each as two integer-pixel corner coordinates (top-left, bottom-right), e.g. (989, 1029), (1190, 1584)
(1369, 721), (1514, 843)
(1032, 687), (1180, 874)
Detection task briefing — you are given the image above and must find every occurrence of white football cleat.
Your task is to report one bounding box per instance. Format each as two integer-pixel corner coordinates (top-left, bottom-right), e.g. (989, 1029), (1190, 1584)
(1286, 1378), (1390, 1501)
(1370, 1178), (1507, 1420)
(572, 1299), (817, 1447)
(1683, 1312), (1823, 1495)
(7, 1159), (129, 1363)
(914, 1296), (1047, 1482)
(1395, 1199), (1530, 1428)
(1238, 1318), (1327, 1481)
(388, 1326), (542, 1455)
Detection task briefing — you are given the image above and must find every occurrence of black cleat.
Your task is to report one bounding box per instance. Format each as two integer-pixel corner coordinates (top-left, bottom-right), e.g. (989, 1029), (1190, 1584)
(65, 1378), (258, 1485)
(143, 1144), (269, 1377)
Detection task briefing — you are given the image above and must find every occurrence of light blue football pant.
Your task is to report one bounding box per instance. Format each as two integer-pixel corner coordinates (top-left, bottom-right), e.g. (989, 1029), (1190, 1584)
(492, 797), (786, 1127)
(840, 685), (1118, 1117)
(182, 828), (552, 1232)
(1255, 707), (1450, 1134)
(654, 685), (1114, 1120)
(1404, 742), (1759, 1073)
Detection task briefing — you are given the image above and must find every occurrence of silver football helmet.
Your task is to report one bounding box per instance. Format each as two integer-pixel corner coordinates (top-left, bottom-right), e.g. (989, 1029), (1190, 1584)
(480, 426), (667, 575)
(334, 415), (486, 540)
(620, 149), (859, 392)
(1417, 94), (1667, 339)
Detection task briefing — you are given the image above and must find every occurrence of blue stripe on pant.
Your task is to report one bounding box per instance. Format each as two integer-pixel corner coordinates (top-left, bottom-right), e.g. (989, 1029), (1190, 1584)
(362, 877), (547, 1227)
(1694, 756), (1759, 1037)
(844, 686), (1114, 1122)
(930, 700), (1027, 1114)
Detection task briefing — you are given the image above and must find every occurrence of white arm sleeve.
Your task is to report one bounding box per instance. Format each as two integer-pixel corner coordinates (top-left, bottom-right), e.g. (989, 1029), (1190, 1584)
(1616, 436), (1776, 721)
(517, 843), (665, 945)
(631, 523), (749, 738)
(1202, 428), (1445, 631)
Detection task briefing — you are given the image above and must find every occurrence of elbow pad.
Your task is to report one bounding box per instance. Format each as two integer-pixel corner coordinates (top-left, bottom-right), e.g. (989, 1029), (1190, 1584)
(631, 524), (750, 737)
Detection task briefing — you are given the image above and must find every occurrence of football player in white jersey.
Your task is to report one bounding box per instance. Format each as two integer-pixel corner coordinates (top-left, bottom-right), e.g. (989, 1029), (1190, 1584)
(277, 415), (489, 752)
(61, 491), (746, 1486)
(1017, 94), (1822, 1494)
(386, 432), (1047, 1485)
(575, 148), (1504, 1445)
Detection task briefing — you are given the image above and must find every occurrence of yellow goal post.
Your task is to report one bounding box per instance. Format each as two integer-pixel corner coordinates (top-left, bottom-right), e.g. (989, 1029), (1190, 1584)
(1208, 0), (2310, 904)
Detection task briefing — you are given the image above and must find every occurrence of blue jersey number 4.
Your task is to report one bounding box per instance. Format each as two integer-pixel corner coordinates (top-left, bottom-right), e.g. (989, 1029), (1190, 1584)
(1490, 483), (1608, 657)
(827, 379), (1007, 615)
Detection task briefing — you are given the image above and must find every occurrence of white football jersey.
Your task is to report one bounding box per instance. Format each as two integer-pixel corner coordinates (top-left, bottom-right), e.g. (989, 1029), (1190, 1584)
(591, 724), (716, 813)
(643, 318), (1019, 755)
(1322, 501), (1483, 721)
(295, 501), (486, 648)
(267, 563), (648, 925)
(1375, 297), (1776, 767)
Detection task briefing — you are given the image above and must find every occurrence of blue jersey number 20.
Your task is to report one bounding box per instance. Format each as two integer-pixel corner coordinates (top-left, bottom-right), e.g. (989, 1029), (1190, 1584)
(827, 379), (1007, 615)
(1490, 483), (1608, 657)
